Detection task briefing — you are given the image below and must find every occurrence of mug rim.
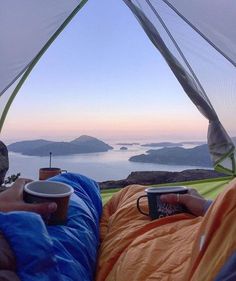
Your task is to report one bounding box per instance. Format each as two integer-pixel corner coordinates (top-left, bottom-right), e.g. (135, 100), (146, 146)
(24, 181), (74, 198)
(145, 186), (188, 194)
(39, 167), (61, 171)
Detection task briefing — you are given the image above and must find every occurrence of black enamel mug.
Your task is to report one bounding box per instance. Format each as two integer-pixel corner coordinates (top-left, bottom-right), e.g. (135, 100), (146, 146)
(137, 186), (188, 220)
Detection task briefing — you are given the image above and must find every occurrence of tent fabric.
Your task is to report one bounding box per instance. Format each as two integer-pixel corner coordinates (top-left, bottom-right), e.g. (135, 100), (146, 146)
(161, 0), (236, 67)
(0, 0), (87, 131)
(123, 0), (236, 174)
(96, 178), (236, 281)
(0, 172), (102, 281)
(0, 0), (86, 96)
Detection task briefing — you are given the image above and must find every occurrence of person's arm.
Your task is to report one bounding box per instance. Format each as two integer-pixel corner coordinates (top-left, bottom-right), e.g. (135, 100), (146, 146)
(0, 178), (57, 214)
(160, 189), (212, 216)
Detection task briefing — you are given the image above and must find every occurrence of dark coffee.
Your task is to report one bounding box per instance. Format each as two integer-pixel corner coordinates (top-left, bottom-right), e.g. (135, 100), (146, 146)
(137, 186), (188, 220)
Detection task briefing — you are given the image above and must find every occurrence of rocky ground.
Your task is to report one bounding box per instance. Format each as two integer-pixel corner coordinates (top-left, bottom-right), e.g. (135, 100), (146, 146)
(99, 169), (228, 189)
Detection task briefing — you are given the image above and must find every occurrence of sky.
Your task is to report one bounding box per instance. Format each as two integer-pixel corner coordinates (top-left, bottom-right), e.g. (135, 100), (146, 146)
(1, 0), (208, 144)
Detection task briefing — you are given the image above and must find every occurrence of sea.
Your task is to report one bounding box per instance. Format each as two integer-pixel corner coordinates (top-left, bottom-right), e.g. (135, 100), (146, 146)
(6, 142), (210, 182)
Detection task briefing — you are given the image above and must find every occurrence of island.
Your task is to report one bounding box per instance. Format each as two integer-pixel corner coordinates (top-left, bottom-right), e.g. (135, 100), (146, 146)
(129, 144), (212, 167)
(8, 135), (113, 156)
(141, 141), (206, 147)
(116, 143), (140, 145)
(120, 146), (128, 150)
(141, 142), (183, 147)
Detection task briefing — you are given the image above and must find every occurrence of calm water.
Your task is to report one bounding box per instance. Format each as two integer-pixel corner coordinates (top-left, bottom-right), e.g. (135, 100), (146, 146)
(7, 143), (209, 182)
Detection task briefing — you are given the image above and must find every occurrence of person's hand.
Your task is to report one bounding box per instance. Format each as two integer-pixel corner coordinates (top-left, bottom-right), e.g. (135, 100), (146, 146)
(160, 189), (209, 217)
(0, 178), (57, 215)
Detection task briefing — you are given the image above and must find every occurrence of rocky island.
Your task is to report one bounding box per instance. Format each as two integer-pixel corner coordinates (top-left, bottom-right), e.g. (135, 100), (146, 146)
(141, 141), (205, 147)
(129, 144), (212, 167)
(120, 146), (128, 150)
(8, 135), (113, 156)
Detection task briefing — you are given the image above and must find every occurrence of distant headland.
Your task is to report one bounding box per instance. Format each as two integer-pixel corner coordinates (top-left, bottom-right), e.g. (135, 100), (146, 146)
(8, 135), (113, 156)
(116, 142), (140, 145)
(129, 144), (212, 167)
(141, 141), (205, 147)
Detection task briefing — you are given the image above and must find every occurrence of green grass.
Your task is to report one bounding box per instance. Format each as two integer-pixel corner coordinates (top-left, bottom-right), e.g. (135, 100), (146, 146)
(101, 177), (233, 204)
(101, 188), (121, 204)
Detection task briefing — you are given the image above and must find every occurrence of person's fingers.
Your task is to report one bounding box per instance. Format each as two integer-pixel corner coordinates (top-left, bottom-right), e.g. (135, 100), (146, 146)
(160, 193), (207, 217)
(160, 194), (178, 204)
(160, 193), (190, 205)
(188, 188), (203, 198)
(188, 188), (197, 195)
(13, 178), (32, 186)
(11, 178), (27, 190)
(23, 179), (33, 184)
(18, 202), (57, 215)
(11, 178), (33, 198)
(13, 178), (25, 186)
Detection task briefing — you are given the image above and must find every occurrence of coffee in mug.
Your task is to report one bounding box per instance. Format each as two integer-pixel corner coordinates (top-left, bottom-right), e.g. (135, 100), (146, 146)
(137, 186), (188, 220)
(24, 180), (74, 225)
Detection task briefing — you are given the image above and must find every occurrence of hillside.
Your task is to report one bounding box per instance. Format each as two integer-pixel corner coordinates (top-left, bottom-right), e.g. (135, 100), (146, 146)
(8, 135), (113, 156)
(141, 141), (205, 147)
(99, 169), (228, 189)
(129, 144), (212, 167)
(8, 139), (53, 154)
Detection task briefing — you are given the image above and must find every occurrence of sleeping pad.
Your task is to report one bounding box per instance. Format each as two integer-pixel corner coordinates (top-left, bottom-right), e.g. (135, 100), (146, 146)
(0, 172), (102, 281)
(96, 178), (236, 281)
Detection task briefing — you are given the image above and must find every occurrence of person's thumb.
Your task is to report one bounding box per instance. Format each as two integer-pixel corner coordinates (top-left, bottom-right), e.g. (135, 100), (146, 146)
(21, 202), (57, 215)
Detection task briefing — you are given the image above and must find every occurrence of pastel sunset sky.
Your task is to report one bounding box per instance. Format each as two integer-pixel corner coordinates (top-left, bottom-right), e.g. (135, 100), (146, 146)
(1, 0), (208, 144)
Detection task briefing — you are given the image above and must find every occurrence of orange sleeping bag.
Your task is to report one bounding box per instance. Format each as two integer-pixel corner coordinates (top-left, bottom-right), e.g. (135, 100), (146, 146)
(96, 179), (236, 281)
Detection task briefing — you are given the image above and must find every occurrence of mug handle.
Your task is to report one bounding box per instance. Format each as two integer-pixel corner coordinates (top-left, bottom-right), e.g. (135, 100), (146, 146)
(61, 169), (67, 173)
(137, 195), (149, 216)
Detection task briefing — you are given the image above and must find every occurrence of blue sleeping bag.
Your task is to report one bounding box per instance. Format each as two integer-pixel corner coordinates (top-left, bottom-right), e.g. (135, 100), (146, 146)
(0, 173), (102, 281)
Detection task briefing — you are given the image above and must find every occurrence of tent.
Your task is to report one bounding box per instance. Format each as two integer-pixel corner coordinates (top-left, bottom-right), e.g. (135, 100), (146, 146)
(0, 0), (235, 174)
